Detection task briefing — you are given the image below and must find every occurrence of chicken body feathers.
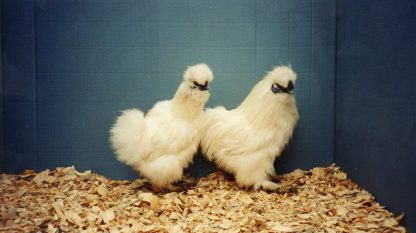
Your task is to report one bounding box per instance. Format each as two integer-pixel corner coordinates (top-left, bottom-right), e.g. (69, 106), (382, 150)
(201, 66), (299, 190)
(110, 63), (213, 190)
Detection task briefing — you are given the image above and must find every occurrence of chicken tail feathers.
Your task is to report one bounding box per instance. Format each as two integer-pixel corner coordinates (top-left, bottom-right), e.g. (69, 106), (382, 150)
(200, 106), (229, 161)
(110, 108), (145, 166)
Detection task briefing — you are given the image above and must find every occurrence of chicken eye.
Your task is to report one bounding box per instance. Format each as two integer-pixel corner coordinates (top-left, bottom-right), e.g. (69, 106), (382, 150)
(271, 83), (280, 94)
(192, 81), (209, 91)
(191, 81), (200, 89)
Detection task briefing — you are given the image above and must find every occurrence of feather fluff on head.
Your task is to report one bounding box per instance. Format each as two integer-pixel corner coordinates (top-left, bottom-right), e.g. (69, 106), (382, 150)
(173, 63), (214, 118)
(237, 66), (298, 128)
(264, 66), (297, 87)
(183, 63), (214, 84)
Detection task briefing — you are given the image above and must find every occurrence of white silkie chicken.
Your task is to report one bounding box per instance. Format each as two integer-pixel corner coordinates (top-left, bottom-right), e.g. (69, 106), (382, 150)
(201, 66), (298, 191)
(110, 64), (213, 192)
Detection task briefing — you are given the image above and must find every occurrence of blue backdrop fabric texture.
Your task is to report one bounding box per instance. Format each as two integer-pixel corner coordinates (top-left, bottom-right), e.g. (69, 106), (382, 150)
(1, 0), (336, 177)
(336, 0), (416, 230)
(1, 0), (415, 230)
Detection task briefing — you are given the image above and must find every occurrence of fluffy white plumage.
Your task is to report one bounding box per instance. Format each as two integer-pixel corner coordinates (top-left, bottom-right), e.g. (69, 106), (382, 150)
(110, 63), (213, 191)
(201, 66), (299, 191)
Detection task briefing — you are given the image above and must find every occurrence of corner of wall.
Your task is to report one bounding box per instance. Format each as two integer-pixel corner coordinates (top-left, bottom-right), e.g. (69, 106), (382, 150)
(0, 0), (4, 172)
(333, 0), (339, 166)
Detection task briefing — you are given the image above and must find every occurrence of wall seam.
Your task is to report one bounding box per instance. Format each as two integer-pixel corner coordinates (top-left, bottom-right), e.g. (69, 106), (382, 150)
(34, 1), (38, 145)
(254, 0), (257, 74)
(0, 0), (4, 171)
(33, 1), (38, 166)
(333, 0), (339, 165)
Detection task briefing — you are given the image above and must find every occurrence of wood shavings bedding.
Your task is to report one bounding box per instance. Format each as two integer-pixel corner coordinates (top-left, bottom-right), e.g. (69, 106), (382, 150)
(0, 165), (406, 232)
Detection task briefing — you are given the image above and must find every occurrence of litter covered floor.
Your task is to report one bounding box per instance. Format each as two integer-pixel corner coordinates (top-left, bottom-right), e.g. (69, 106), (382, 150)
(0, 164), (406, 232)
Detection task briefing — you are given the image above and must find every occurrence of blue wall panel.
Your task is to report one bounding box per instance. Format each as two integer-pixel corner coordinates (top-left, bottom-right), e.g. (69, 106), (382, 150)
(0, 0), (3, 171)
(1, 0), (38, 172)
(336, 1), (416, 230)
(1, 0), (336, 180)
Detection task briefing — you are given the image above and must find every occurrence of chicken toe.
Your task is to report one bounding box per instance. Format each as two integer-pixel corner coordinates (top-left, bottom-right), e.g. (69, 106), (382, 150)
(254, 180), (282, 191)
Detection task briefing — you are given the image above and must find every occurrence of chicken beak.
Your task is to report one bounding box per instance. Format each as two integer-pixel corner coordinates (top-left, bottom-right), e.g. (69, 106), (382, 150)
(286, 81), (294, 92)
(284, 81), (294, 94)
(199, 85), (209, 91)
(192, 81), (209, 91)
(198, 81), (209, 91)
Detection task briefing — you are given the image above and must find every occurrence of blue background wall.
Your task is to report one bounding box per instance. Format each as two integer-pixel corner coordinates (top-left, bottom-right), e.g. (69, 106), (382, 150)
(336, 0), (416, 230)
(0, 2), (3, 171)
(1, 0), (336, 178)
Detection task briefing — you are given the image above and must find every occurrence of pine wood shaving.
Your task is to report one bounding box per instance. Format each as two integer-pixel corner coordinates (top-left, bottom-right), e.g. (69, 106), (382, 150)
(139, 193), (160, 211)
(97, 183), (108, 197)
(101, 209), (115, 224)
(0, 164), (407, 232)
